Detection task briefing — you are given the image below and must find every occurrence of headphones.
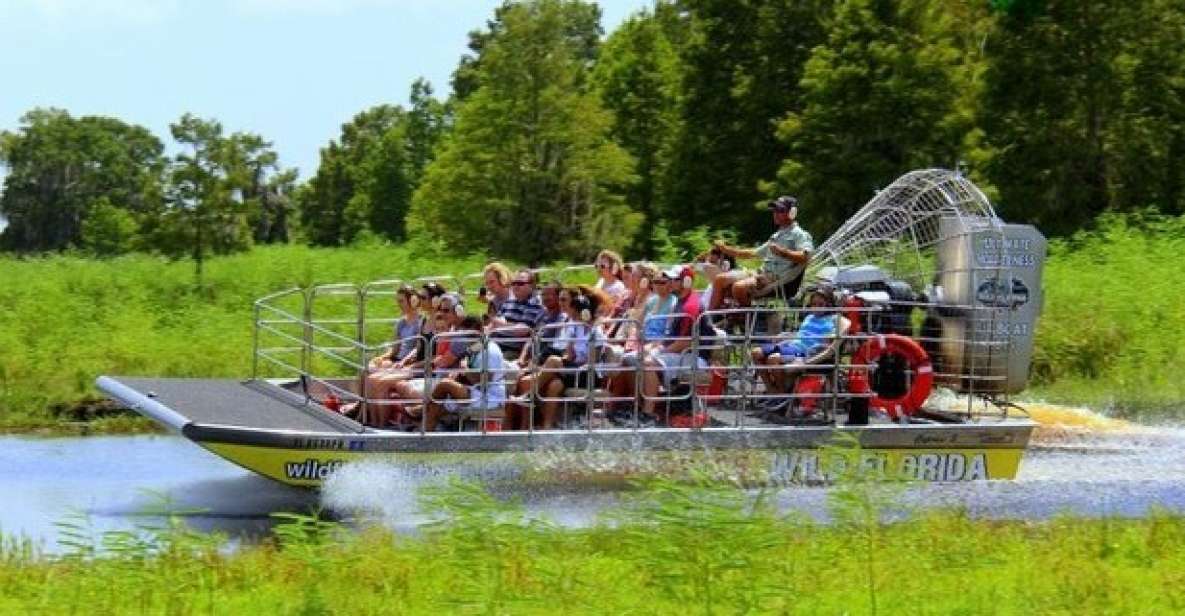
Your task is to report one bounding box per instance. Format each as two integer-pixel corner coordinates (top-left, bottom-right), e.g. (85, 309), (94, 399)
(720, 259), (731, 273)
(572, 295), (594, 322)
(454, 302), (466, 317)
(400, 286), (421, 308)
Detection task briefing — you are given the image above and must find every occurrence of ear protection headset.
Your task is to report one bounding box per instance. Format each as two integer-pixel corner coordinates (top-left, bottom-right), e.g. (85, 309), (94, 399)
(454, 302), (466, 317)
(572, 295), (593, 322)
(400, 286), (421, 308)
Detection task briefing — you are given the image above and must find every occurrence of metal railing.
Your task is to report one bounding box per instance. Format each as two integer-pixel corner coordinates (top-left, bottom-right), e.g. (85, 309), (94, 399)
(253, 276), (1020, 434)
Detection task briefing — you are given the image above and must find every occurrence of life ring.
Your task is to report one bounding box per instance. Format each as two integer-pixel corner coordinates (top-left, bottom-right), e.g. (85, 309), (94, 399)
(848, 334), (933, 420)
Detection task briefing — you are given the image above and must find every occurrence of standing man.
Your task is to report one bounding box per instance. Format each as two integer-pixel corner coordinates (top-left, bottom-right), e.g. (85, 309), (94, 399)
(708, 195), (813, 310)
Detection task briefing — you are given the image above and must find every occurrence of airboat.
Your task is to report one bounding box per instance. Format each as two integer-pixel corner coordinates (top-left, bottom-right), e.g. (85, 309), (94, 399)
(98, 169), (1045, 487)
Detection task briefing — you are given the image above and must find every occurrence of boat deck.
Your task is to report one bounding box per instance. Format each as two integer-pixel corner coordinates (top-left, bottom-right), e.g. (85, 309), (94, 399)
(97, 377), (359, 434)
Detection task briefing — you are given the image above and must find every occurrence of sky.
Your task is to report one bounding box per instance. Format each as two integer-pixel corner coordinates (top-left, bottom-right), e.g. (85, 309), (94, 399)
(0, 0), (654, 181)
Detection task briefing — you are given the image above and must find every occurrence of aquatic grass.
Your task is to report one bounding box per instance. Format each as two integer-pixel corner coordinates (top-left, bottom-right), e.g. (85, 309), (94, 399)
(4, 481), (1185, 613)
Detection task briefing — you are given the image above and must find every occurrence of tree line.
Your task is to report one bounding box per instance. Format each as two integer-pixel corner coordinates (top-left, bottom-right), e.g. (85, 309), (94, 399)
(3, 0), (1183, 267)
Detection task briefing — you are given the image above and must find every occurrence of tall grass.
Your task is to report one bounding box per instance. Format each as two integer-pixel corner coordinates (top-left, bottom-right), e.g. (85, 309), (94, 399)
(3, 480), (1185, 614)
(1030, 213), (1185, 415)
(1, 213), (1183, 428)
(0, 240), (486, 428)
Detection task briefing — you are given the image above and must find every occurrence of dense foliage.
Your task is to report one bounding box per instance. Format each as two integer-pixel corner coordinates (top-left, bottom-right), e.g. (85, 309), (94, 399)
(3, 481), (1185, 614)
(4, 0), (1184, 261)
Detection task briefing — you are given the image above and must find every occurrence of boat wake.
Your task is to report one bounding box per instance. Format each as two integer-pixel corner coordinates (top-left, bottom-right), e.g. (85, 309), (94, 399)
(320, 401), (1185, 526)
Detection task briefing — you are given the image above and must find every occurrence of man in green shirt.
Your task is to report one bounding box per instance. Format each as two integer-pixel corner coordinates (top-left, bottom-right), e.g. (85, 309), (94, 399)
(708, 195), (813, 310)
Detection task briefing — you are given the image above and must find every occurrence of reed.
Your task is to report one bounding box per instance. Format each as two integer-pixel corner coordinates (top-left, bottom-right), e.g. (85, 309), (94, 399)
(2, 480), (1185, 614)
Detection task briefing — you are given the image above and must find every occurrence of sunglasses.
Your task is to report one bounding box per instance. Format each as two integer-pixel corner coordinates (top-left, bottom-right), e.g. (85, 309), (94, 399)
(596, 263), (613, 270)
(511, 280), (530, 287)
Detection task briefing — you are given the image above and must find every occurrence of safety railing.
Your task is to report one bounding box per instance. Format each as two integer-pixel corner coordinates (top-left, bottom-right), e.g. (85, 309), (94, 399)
(253, 274), (1021, 433)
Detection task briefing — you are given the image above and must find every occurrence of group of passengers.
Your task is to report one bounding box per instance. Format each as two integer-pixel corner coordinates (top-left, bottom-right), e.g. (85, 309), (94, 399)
(354, 195), (841, 430)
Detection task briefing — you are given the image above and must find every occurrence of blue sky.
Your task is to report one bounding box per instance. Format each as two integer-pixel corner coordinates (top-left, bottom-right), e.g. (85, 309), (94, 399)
(0, 0), (654, 180)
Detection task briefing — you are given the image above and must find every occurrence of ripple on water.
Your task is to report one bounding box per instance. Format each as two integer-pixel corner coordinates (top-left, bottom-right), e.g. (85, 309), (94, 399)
(321, 403), (1185, 527)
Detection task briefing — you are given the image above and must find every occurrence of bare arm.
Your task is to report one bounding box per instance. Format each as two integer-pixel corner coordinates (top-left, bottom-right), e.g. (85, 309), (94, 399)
(769, 243), (810, 264)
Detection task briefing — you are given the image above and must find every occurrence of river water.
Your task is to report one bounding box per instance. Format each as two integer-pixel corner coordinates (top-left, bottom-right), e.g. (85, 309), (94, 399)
(4, 413), (1185, 552)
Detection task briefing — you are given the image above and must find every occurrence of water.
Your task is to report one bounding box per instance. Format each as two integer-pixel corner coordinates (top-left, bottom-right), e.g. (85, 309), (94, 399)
(4, 414), (1185, 551)
(0, 435), (318, 553)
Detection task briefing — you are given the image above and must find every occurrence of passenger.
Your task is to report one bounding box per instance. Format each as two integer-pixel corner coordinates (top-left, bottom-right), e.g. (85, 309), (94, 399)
(709, 196), (813, 310)
(511, 288), (605, 429)
(517, 280), (568, 364)
(479, 262), (513, 316)
(594, 249), (628, 305)
(503, 281), (569, 430)
(420, 316), (507, 431)
(368, 285), (425, 373)
(488, 269), (545, 357)
(419, 282), (448, 329)
(640, 267), (678, 345)
(615, 266), (712, 422)
(750, 287), (845, 396)
(377, 293), (469, 428)
(612, 262), (659, 351)
(362, 286), (427, 422)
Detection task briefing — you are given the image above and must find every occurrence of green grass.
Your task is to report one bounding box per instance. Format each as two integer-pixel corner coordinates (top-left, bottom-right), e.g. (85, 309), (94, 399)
(1, 212), (1183, 429)
(3, 480), (1185, 614)
(1029, 213), (1185, 417)
(0, 240), (487, 429)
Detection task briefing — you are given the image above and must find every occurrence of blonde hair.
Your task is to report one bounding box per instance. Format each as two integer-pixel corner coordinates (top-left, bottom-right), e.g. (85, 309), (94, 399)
(482, 262), (512, 286)
(595, 249), (625, 278)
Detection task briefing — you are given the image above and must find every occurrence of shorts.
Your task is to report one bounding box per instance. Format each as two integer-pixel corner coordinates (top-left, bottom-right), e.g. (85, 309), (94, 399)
(558, 359), (596, 389)
(759, 341), (810, 361)
(753, 269), (805, 300)
(443, 385), (505, 413)
(654, 352), (708, 384)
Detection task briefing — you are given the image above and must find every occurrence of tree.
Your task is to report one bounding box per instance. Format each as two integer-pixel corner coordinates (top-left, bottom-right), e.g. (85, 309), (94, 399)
(80, 197), (139, 256)
(297, 105), (413, 245)
(592, 3), (685, 256)
(404, 78), (449, 189)
(0, 109), (165, 252)
(158, 114), (250, 282)
(663, 0), (833, 242)
(979, 0), (1185, 233)
(153, 115), (292, 279)
(411, 0), (637, 264)
(772, 0), (968, 236)
(451, 0), (603, 102)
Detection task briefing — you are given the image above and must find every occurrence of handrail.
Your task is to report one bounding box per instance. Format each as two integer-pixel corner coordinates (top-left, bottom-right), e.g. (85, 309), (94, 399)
(253, 280), (1021, 431)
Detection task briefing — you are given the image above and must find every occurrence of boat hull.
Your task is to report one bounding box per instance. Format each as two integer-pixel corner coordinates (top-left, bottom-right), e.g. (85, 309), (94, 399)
(100, 376), (1033, 488)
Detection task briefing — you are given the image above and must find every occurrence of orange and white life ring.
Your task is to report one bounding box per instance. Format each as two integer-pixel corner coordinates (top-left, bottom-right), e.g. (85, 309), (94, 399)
(848, 334), (933, 420)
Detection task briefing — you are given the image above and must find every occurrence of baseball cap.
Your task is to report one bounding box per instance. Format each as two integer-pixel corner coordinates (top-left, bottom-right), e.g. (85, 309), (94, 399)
(661, 265), (694, 281)
(767, 195), (799, 213)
